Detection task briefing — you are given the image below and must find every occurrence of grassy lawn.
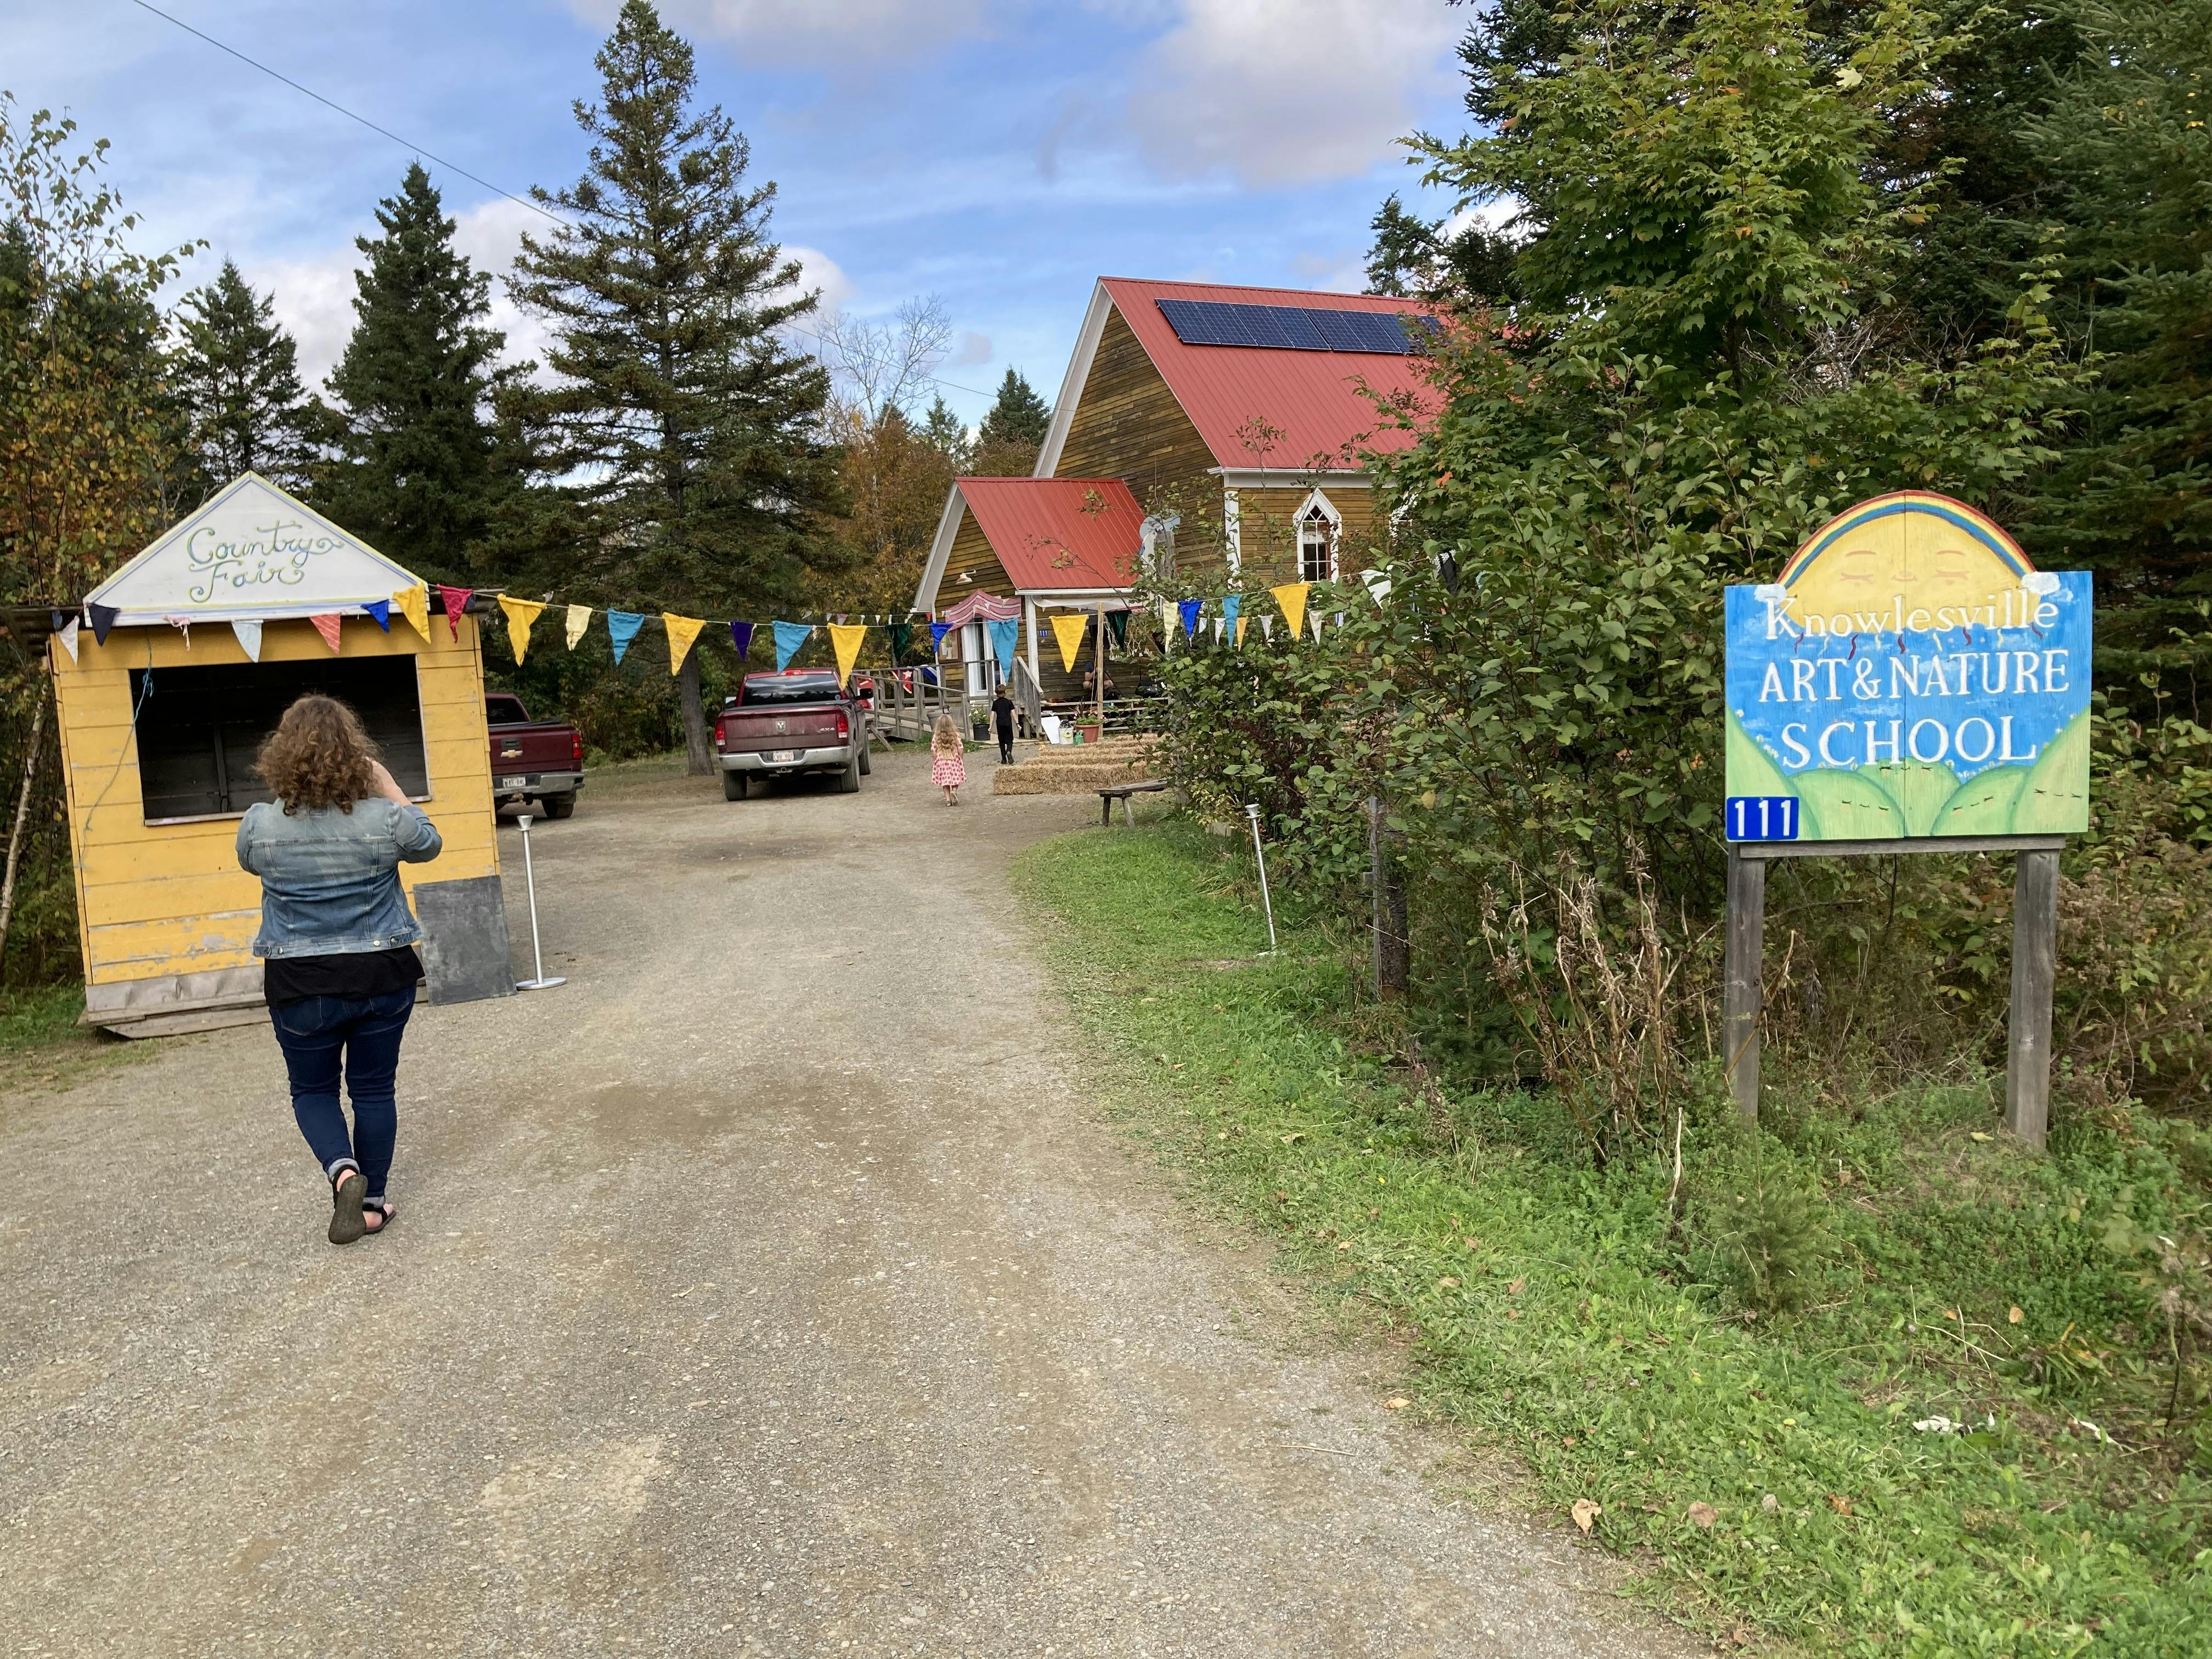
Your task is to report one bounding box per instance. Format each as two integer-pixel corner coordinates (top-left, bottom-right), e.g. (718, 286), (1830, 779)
(0, 982), (159, 1098)
(1015, 817), (2209, 1658)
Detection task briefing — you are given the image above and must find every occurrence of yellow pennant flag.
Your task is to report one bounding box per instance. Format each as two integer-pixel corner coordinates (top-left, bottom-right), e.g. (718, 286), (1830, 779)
(1269, 581), (1310, 644)
(663, 613), (706, 675)
(392, 583), (431, 641)
(1235, 615), (1249, 647)
(1049, 612), (1088, 672)
(564, 604), (593, 650)
(827, 622), (867, 686)
(498, 596), (545, 664)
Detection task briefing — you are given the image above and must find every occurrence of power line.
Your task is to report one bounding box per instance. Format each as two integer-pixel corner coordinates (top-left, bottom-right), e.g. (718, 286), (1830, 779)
(123, 0), (563, 225)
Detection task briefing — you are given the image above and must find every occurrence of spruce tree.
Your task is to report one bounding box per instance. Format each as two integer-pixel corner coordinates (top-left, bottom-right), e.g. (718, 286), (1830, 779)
(170, 259), (311, 496)
(510, 0), (836, 772)
(317, 162), (518, 583)
(919, 394), (970, 468)
(978, 369), (1049, 448)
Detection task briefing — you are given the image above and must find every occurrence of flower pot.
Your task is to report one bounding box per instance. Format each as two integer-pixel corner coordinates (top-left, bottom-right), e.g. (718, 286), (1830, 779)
(1080, 724), (1103, 744)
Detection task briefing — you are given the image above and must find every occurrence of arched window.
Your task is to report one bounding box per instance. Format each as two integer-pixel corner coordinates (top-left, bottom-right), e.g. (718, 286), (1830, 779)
(1298, 505), (1335, 583)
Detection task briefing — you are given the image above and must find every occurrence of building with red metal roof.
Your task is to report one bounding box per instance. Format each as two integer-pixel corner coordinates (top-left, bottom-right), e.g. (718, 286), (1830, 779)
(916, 275), (1442, 697)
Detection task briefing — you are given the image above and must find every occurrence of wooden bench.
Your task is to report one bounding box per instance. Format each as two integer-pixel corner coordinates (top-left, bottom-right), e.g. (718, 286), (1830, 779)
(1099, 780), (1170, 826)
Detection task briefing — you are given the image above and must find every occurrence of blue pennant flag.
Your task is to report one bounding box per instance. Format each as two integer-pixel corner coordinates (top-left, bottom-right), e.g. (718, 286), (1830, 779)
(730, 620), (754, 661)
(930, 621), (953, 653)
(772, 620), (812, 670)
(987, 618), (1020, 684)
(1178, 598), (1201, 639)
(606, 610), (645, 664)
(1221, 594), (1240, 639)
(365, 599), (391, 631)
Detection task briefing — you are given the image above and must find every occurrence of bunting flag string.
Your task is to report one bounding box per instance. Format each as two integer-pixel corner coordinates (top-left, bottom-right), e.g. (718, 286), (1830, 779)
(929, 621), (952, 654)
(392, 584), (431, 641)
(1221, 594), (1241, 645)
(229, 618), (261, 662)
(1269, 581), (1310, 643)
(52, 614), (80, 663)
(729, 619), (755, 661)
(1049, 613), (1088, 673)
(827, 622), (867, 686)
(311, 614), (344, 654)
(437, 584), (473, 641)
(1105, 610), (1129, 651)
(772, 620), (812, 671)
(664, 613), (707, 675)
(1178, 598), (1201, 640)
(606, 610), (645, 665)
(87, 602), (119, 645)
(888, 622), (911, 662)
(499, 596), (546, 665)
(565, 604), (594, 650)
(365, 599), (391, 631)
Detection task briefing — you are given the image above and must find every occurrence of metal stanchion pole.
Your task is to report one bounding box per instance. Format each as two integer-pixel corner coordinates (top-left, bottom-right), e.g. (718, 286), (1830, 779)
(1244, 802), (1278, 953)
(513, 813), (566, 991)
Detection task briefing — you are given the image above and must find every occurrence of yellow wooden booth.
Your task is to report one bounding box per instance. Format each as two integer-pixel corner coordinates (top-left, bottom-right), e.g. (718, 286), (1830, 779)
(50, 474), (509, 1036)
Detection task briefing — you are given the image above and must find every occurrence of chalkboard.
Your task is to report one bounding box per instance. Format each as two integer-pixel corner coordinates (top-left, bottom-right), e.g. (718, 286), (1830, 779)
(413, 874), (516, 1005)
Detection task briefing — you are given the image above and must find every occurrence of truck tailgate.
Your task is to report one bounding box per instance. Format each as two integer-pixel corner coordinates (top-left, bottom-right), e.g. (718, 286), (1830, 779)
(719, 706), (847, 753)
(490, 723), (577, 771)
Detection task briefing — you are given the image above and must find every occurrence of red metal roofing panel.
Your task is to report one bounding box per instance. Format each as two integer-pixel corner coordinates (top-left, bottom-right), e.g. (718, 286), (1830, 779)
(1097, 277), (1438, 471)
(960, 476), (1143, 592)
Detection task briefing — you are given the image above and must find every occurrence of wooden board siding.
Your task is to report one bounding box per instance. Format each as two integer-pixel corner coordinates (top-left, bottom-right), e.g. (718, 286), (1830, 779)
(52, 614), (499, 989)
(1232, 483), (1383, 586)
(927, 501), (1016, 616)
(1052, 306), (1217, 510)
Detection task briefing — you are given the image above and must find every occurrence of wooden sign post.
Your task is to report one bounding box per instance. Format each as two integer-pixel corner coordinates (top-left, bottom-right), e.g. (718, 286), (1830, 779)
(1722, 493), (2091, 1150)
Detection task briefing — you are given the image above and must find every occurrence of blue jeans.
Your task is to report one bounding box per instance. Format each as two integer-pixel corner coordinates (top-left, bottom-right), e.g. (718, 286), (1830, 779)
(269, 989), (415, 1198)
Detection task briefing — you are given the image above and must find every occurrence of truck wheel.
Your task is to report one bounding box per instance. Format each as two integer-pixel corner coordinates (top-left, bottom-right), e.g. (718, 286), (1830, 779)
(721, 770), (748, 802)
(858, 740), (872, 776)
(838, 753), (861, 794)
(539, 792), (577, 820)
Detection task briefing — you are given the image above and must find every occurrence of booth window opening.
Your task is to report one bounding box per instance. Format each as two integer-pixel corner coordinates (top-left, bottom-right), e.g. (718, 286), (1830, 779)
(129, 655), (432, 823)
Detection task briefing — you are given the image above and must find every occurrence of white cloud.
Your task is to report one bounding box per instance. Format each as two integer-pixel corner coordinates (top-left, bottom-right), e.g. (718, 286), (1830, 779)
(563, 0), (989, 64)
(1120, 0), (1460, 188)
(781, 244), (855, 317)
(949, 330), (992, 366)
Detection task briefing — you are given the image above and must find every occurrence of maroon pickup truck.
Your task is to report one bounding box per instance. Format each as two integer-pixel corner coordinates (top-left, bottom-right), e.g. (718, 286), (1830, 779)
(713, 670), (871, 800)
(486, 693), (586, 819)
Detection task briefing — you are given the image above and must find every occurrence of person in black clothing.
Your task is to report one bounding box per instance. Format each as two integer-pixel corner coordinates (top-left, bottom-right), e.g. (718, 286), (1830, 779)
(991, 684), (1017, 764)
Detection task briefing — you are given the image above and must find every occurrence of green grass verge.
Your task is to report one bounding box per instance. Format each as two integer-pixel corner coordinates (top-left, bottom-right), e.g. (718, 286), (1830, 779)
(1014, 817), (2209, 1658)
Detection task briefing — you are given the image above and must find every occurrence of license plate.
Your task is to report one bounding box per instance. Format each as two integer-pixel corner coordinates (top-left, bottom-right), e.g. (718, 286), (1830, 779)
(764, 749), (800, 763)
(498, 775), (527, 789)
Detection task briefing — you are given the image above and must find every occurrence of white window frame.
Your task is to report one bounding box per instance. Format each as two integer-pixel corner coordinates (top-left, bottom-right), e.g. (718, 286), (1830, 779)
(1295, 488), (1341, 584)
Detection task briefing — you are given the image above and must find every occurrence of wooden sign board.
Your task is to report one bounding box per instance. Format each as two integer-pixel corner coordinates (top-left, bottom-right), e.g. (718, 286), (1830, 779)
(1720, 493), (2090, 1146)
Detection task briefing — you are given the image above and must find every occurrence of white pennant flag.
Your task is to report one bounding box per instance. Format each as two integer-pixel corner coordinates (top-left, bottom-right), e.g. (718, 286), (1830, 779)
(53, 616), (79, 662)
(1260, 615), (1274, 640)
(231, 619), (263, 662)
(1310, 608), (1325, 642)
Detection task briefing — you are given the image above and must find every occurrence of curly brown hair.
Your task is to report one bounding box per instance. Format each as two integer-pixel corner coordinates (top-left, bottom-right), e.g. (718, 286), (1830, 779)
(257, 695), (379, 814)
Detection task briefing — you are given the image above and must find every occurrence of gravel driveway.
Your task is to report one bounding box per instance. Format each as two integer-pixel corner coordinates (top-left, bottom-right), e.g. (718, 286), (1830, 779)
(0, 747), (1698, 1657)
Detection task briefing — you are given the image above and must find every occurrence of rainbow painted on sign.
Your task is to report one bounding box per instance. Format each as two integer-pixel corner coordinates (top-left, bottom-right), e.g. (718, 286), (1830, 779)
(1724, 492), (2092, 840)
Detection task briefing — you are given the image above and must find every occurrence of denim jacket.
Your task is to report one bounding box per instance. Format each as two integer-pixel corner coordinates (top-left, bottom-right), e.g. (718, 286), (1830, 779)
(236, 797), (444, 958)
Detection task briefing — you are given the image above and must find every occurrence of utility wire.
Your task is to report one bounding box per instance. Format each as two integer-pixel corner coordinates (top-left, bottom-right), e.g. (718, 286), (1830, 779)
(123, 0), (563, 225)
(124, 0), (1002, 409)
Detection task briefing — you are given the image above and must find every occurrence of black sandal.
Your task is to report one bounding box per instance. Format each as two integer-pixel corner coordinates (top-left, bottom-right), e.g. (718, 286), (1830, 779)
(329, 1170), (367, 1245)
(360, 1198), (394, 1237)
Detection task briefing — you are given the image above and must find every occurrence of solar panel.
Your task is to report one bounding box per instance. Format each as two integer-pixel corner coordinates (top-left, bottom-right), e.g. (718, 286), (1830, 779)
(1155, 298), (1439, 354)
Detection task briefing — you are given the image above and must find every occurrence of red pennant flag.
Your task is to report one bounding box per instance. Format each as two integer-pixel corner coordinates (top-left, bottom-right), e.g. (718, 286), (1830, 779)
(438, 584), (475, 640)
(310, 613), (343, 653)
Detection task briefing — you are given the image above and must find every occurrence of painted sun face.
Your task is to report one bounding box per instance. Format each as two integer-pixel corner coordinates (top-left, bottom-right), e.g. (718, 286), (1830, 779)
(1780, 492), (2032, 623)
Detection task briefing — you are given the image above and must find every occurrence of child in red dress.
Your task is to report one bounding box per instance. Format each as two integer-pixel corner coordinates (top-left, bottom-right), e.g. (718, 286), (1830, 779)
(930, 713), (967, 806)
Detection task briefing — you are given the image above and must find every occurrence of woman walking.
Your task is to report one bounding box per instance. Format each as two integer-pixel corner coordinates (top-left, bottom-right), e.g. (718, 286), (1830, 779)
(991, 682), (1017, 764)
(930, 711), (967, 806)
(236, 696), (442, 1244)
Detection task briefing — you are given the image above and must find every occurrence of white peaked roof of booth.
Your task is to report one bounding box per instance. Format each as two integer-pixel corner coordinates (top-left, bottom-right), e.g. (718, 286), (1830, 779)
(84, 473), (424, 626)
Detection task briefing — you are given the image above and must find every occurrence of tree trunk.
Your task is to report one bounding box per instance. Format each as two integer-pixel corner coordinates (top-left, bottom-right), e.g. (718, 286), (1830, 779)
(0, 669), (53, 979)
(677, 650), (713, 775)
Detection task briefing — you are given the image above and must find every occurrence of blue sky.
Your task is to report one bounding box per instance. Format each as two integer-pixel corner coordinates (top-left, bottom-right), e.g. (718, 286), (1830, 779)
(7, 0), (1479, 422)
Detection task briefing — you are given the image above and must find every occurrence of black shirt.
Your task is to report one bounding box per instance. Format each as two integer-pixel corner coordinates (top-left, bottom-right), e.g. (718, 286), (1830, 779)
(991, 695), (1015, 733)
(264, 945), (425, 1008)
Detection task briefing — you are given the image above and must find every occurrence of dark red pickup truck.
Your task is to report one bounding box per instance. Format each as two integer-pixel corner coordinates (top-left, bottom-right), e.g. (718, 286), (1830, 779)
(486, 693), (585, 819)
(713, 670), (870, 800)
